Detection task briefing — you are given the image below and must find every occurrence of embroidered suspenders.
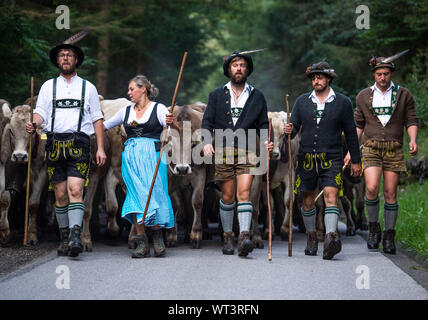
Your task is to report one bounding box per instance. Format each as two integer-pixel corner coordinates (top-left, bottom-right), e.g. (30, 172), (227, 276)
(51, 78), (86, 132)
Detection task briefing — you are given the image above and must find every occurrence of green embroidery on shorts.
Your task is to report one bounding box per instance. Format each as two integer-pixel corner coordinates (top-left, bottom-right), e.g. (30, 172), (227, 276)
(76, 162), (88, 177)
(47, 167), (55, 180)
(294, 174), (301, 195)
(67, 140), (82, 158)
(303, 153), (314, 171)
(318, 152), (332, 169)
(335, 172), (343, 187)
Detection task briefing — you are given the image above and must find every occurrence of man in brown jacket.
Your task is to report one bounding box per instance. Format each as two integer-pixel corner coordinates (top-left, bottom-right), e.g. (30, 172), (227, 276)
(345, 52), (418, 254)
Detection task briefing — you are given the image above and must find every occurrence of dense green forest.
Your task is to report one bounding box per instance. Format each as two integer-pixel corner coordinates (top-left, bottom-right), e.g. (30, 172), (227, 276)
(0, 0), (427, 125)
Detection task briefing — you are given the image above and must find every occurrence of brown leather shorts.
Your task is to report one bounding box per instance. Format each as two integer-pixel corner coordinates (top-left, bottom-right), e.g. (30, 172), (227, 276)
(361, 140), (406, 172)
(213, 147), (257, 182)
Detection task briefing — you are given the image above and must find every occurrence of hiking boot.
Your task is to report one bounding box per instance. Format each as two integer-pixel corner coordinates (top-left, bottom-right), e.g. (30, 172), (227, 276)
(237, 231), (254, 257)
(131, 233), (150, 258)
(222, 232), (235, 255)
(367, 222), (382, 250)
(382, 229), (396, 254)
(152, 229), (166, 257)
(323, 232), (342, 260)
(68, 225), (83, 257)
(57, 227), (69, 256)
(304, 231), (318, 256)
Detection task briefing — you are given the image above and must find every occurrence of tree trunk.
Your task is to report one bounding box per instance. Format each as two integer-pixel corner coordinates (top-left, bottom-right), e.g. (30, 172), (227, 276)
(96, 0), (110, 97)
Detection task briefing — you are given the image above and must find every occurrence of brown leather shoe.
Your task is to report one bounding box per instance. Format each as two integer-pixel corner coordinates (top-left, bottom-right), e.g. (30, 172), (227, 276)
(237, 231), (254, 257)
(304, 231), (318, 256)
(222, 232), (234, 255)
(367, 222), (382, 250)
(131, 233), (150, 258)
(323, 232), (342, 260)
(382, 229), (396, 254)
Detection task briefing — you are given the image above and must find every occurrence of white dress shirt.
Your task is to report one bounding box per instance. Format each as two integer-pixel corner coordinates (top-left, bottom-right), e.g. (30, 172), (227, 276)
(225, 81), (253, 125)
(103, 101), (169, 130)
(34, 74), (103, 135)
(371, 81), (397, 126)
(309, 87), (336, 124)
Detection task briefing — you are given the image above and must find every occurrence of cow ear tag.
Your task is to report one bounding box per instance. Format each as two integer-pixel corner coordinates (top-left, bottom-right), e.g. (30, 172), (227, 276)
(41, 133), (47, 140)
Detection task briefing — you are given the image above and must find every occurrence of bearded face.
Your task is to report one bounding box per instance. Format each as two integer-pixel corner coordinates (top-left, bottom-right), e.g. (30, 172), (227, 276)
(311, 73), (330, 93)
(57, 49), (78, 75)
(229, 57), (248, 85)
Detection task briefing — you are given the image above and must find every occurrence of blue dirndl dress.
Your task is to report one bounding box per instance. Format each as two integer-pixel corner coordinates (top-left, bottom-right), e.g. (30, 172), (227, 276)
(120, 103), (174, 228)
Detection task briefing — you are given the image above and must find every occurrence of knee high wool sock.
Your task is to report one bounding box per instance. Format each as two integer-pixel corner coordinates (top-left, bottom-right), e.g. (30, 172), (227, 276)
(219, 199), (235, 233)
(55, 204), (69, 229)
(237, 202), (252, 233)
(68, 202), (85, 228)
(384, 202), (398, 231)
(324, 206), (340, 234)
(301, 207), (317, 232)
(365, 196), (380, 223)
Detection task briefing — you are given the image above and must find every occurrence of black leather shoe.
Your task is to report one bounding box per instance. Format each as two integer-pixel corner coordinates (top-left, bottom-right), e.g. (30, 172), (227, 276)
(57, 228), (69, 256)
(304, 231), (318, 256)
(222, 232), (235, 255)
(382, 229), (396, 254)
(237, 231), (254, 257)
(68, 225), (83, 257)
(367, 222), (382, 250)
(131, 233), (150, 258)
(323, 232), (342, 260)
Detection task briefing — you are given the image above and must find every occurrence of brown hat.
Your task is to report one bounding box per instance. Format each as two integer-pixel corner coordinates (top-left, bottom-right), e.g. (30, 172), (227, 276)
(306, 60), (338, 79)
(369, 49), (409, 72)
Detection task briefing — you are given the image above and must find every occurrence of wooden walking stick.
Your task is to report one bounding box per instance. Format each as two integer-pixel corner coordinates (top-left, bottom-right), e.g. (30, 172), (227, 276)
(141, 52), (188, 226)
(286, 94), (293, 256)
(267, 118), (273, 261)
(24, 77), (34, 245)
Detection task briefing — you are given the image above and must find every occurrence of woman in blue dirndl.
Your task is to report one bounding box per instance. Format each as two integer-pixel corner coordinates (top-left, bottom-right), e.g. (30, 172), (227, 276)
(103, 75), (174, 258)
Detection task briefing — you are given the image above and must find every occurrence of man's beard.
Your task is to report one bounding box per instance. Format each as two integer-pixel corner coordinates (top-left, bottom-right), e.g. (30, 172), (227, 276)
(230, 73), (247, 85)
(313, 83), (328, 93)
(59, 64), (76, 75)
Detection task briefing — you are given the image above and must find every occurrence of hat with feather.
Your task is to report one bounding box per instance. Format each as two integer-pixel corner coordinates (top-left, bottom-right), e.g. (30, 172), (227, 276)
(49, 30), (90, 68)
(306, 60), (338, 79)
(368, 49), (409, 72)
(222, 48), (266, 78)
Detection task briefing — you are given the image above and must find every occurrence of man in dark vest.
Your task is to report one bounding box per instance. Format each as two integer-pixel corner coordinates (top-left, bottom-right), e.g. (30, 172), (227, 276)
(345, 51), (418, 254)
(26, 34), (106, 258)
(202, 51), (272, 257)
(284, 60), (361, 260)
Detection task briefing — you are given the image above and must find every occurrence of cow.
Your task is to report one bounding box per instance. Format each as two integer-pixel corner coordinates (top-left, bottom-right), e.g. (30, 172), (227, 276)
(0, 99), (12, 243)
(0, 105), (47, 245)
(81, 98), (128, 251)
(163, 103), (207, 249)
(261, 111), (300, 240)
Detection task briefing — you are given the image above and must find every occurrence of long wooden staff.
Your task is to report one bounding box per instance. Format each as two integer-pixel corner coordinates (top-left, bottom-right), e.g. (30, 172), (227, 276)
(267, 118), (272, 261)
(24, 77), (34, 245)
(141, 52), (188, 226)
(286, 94), (293, 256)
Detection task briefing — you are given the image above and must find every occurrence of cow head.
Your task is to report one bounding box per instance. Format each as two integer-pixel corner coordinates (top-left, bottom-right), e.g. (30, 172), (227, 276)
(4, 105), (34, 164)
(165, 103), (205, 176)
(268, 112), (287, 161)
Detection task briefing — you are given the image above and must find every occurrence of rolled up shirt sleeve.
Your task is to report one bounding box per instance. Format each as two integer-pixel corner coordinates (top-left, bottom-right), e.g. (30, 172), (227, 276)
(88, 84), (104, 123)
(33, 81), (50, 124)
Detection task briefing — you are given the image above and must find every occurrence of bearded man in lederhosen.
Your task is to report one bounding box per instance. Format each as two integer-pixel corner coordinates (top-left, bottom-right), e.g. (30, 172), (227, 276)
(26, 34), (106, 258)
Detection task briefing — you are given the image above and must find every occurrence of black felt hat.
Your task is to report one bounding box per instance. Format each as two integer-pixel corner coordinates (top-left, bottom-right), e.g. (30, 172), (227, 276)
(49, 30), (89, 69)
(223, 51), (254, 78)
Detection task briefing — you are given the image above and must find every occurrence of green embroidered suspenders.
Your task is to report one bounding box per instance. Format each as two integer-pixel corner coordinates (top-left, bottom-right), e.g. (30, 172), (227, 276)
(51, 77), (86, 132)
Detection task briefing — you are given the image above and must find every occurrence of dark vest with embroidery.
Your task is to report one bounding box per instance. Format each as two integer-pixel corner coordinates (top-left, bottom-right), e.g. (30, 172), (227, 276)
(123, 103), (163, 150)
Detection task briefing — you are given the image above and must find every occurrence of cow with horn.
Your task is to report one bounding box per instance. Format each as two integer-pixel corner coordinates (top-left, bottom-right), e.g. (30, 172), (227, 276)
(26, 30), (107, 258)
(201, 49), (273, 257)
(284, 60), (361, 260)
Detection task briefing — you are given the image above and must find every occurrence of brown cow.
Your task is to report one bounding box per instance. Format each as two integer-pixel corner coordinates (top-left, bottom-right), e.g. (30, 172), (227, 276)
(81, 98), (128, 251)
(0, 105), (47, 245)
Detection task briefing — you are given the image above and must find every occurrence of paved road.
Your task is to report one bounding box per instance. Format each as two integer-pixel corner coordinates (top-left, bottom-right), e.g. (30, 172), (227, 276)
(0, 223), (427, 300)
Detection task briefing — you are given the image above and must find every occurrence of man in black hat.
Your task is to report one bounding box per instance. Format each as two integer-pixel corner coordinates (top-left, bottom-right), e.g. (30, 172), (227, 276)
(345, 52), (418, 254)
(284, 60), (361, 260)
(202, 51), (272, 257)
(26, 37), (106, 258)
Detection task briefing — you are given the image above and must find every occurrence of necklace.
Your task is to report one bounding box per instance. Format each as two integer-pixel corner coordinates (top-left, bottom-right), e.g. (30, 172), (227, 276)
(135, 99), (151, 112)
